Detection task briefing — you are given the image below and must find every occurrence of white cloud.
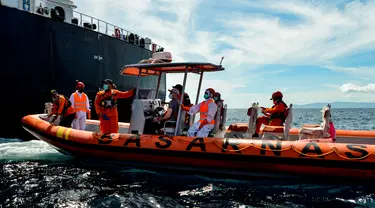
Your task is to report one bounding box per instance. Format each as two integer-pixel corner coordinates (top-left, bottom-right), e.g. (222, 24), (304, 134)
(324, 65), (375, 78)
(72, 0), (375, 107)
(76, 0), (375, 66)
(219, 0), (375, 65)
(340, 83), (375, 93)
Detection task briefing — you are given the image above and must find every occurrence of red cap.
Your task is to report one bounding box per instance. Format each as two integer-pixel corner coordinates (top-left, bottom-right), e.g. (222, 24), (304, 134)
(271, 91), (283, 100)
(76, 80), (85, 88)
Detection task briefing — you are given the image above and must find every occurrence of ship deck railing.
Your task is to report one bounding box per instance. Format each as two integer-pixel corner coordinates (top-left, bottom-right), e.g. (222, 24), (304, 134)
(3, 0), (164, 52)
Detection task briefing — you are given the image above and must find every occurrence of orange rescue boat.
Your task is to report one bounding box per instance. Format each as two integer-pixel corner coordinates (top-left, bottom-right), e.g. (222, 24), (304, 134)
(21, 53), (375, 182)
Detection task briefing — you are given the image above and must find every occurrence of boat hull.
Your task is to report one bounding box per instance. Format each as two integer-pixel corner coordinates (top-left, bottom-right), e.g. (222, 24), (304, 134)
(21, 114), (375, 182)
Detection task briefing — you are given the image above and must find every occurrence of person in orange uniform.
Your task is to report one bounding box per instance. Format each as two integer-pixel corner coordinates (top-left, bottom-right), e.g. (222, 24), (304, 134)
(94, 79), (135, 134)
(70, 80), (91, 130)
(181, 88), (218, 137)
(46, 90), (76, 127)
(253, 91), (288, 137)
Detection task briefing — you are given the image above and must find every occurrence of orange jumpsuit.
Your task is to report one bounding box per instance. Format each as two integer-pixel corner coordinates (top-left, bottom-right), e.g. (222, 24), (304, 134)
(94, 89), (134, 133)
(51, 95), (76, 127)
(51, 95), (76, 117)
(256, 101), (288, 134)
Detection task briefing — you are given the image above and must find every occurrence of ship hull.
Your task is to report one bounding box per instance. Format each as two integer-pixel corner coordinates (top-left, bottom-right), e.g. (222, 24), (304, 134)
(0, 6), (166, 139)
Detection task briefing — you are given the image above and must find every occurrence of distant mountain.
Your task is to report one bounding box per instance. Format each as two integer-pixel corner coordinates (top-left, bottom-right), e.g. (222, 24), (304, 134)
(293, 102), (375, 109)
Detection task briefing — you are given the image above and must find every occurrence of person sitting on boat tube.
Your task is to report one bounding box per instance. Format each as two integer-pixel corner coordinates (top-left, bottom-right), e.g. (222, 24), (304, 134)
(46, 90), (76, 127)
(152, 88), (181, 134)
(94, 79), (135, 134)
(181, 88), (218, 137)
(69, 80), (91, 131)
(253, 91), (288, 137)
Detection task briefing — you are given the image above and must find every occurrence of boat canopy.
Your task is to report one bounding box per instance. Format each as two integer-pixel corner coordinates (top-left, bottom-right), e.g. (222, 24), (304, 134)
(120, 59), (225, 136)
(120, 62), (225, 77)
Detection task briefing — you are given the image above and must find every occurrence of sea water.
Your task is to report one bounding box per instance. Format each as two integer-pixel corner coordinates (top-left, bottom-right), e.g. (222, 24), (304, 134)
(1, 108), (375, 207)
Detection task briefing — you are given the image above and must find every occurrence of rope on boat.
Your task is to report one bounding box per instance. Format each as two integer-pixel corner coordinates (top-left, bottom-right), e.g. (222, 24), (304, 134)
(213, 141), (375, 160)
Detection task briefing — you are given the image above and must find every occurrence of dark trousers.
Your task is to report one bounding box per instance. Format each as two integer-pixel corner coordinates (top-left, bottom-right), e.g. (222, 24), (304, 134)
(60, 113), (76, 128)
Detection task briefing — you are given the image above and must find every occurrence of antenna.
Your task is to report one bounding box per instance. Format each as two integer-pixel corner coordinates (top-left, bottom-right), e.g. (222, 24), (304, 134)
(219, 56), (224, 65)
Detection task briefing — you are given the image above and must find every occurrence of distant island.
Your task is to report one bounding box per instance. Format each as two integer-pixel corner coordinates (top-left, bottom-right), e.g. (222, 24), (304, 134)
(293, 102), (375, 109)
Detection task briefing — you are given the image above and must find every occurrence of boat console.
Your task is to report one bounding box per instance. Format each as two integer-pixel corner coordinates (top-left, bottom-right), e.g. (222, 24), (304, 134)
(136, 88), (156, 99)
(129, 99), (164, 134)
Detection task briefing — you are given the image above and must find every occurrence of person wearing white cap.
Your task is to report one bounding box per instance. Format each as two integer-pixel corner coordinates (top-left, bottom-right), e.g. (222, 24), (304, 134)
(152, 88), (180, 133)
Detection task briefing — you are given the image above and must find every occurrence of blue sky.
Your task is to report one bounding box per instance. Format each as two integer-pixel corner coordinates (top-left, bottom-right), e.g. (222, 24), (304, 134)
(5, 0), (375, 108)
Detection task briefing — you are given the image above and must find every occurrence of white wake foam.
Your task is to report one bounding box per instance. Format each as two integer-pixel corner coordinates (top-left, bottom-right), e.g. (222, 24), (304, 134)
(0, 138), (71, 162)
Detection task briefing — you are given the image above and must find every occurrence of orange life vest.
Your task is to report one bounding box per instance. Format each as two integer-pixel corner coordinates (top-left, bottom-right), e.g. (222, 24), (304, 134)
(73, 92), (88, 112)
(199, 99), (215, 125)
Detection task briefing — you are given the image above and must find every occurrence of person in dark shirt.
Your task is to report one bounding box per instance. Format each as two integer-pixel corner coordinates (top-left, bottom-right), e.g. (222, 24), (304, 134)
(172, 84), (191, 129)
(173, 84), (191, 106)
(152, 88), (180, 133)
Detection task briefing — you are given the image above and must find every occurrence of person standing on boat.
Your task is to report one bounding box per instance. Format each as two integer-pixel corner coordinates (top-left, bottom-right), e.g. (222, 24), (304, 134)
(253, 91), (288, 137)
(94, 79), (135, 134)
(181, 88), (218, 137)
(69, 80), (91, 130)
(46, 90), (76, 127)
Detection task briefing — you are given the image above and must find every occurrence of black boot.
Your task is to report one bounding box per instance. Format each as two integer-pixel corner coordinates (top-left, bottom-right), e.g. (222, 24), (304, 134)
(252, 133), (259, 137)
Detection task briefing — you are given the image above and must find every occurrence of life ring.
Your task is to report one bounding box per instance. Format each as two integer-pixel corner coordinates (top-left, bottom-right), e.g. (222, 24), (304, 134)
(114, 28), (121, 38)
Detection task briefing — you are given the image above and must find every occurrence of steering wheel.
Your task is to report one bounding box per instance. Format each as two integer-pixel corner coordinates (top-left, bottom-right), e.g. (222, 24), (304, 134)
(152, 106), (165, 121)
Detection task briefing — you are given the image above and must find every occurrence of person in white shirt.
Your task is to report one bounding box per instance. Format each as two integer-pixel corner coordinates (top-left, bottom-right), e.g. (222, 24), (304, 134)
(69, 80), (91, 130)
(181, 88), (218, 137)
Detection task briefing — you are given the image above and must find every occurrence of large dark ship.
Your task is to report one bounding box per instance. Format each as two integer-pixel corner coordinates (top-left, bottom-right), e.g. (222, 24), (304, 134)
(0, 0), (166, 139)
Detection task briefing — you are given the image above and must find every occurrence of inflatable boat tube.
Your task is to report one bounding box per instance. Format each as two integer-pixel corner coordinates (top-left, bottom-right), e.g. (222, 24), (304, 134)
(21, 114), (375, 181)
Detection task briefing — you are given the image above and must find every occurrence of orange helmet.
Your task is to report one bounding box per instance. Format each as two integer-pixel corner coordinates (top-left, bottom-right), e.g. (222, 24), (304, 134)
(76, 80), (85, 88)
(270, 91), (283, 100)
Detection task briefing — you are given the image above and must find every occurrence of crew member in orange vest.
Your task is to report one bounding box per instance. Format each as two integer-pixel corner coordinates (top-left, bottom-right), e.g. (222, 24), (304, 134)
(46, 90), (76, 127)
(69, 80), (91, 130)
(181, 88), (218, 137)
(253, 91), (288, 137)
(94, 79), (135, 133)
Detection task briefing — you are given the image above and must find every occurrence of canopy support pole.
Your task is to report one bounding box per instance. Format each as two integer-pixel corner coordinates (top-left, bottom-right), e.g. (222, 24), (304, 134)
(192, 71), (204, 123)
(174, 67), (188, 136)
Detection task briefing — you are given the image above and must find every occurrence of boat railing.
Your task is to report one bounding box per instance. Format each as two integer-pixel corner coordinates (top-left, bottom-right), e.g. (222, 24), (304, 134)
(5, 0), (164, 52)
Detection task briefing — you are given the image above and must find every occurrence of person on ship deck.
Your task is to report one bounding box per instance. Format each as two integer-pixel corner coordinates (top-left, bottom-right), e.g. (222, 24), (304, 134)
(94, 79), (135, 134)
(46, 90), (76, 127)
(151, 88), (181, 134)
(253, 91), (288, 137)
(181, 88), (218, 137)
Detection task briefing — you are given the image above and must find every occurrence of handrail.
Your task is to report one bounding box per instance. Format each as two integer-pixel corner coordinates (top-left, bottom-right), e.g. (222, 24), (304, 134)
(4, 0), (164, 52)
